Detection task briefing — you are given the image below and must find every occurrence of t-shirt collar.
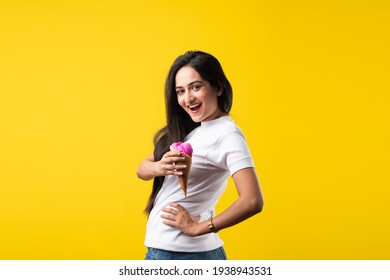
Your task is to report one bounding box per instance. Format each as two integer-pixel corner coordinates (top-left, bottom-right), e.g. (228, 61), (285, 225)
(201, 115), (230, 127)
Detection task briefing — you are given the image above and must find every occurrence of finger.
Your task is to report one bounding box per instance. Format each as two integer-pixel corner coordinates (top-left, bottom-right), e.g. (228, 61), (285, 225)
(162, 219), (175, 227)
(164, 161), (186, 170)
(163, 152), (186, 161)
(173, 163), (187, 170)
(161, 159), (183, 169)
(168, 202), (186, 212)
(170, 157), (187, 165)
(165, 150), (182, 158)
(167, 168), (186, 176)
(170, 164), (187, 171)
(161, 207), (179, 215)
(169, 149), (181, 155)
(163, 164), (184, 174)
(162, 163), (175, 171)
(160, 213), (176, 221)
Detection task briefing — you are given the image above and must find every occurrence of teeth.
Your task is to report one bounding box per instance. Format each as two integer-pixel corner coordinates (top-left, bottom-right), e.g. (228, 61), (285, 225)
(189, 104), (201, 109)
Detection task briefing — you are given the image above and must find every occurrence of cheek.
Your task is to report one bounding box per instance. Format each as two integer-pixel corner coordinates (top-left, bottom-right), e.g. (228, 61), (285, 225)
(206, 94), (219, 108)
(177, 95), (186, 108)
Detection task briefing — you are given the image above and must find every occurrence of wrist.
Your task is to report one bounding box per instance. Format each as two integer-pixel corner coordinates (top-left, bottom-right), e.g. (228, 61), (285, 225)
(153, 161), (162, 177)
(208, 217), (219, 233)
(189, 220), (207, 237)
(191, 218), (219, 237)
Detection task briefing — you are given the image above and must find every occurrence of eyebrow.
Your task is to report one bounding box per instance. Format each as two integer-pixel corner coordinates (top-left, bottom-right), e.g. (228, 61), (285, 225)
(176, 80), (203, 88)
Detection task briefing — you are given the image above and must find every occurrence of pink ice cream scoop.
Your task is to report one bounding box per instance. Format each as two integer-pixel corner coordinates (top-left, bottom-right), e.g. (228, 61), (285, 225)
(170, 142), (193, 157)
(169, 142), (193, 197)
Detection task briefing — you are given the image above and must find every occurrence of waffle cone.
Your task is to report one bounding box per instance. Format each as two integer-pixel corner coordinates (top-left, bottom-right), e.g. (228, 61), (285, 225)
(170, 148), (192, 197)
(178, 153), (191, 197)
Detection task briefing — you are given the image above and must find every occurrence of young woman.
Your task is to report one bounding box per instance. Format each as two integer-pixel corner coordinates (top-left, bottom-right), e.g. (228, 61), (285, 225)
(137, 51), (263, 260)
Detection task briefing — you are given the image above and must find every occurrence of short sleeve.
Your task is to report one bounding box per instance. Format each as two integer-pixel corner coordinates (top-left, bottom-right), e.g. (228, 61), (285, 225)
(208, 130), (254, 175)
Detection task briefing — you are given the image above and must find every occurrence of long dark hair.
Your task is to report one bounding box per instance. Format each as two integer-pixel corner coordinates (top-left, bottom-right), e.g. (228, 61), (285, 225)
(144, 50), (233, 214)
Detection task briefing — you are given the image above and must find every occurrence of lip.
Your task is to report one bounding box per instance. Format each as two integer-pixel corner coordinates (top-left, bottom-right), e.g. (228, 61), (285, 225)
(187, 103), (202, 114)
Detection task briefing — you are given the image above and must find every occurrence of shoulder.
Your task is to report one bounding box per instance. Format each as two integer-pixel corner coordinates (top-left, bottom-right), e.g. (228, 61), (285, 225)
(206, 117), (254, 171)
(216, 116), (246, 142)
(187, 116), (248, 155)
(210, 117), (249, 153)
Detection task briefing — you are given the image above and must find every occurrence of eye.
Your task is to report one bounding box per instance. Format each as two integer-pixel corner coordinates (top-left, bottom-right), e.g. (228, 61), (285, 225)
(192, 85), (201, 91)
(176, 89), (184, 95)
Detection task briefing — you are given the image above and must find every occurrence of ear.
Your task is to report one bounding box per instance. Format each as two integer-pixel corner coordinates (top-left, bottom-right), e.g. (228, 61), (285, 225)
(216, 84), (223, 96)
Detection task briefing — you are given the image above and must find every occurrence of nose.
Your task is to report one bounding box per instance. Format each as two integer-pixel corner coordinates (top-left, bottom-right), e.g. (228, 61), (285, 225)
(184, 91), (194, 104)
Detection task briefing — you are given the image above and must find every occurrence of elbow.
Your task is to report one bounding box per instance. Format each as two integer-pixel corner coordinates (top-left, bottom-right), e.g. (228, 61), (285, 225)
(248, 196), (264, 215)
(136, 168), (147, 181)
(136, 168), (153, 181)
(136, 168), (142, 179)
(136, 172), (148, 181)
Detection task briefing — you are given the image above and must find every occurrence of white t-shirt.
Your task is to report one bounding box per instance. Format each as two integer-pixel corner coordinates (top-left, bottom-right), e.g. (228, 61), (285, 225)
(144, 116), (254, 252)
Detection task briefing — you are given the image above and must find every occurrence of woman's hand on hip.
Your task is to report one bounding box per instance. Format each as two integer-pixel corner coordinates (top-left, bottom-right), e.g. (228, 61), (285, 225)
(161, 202), (200, 237)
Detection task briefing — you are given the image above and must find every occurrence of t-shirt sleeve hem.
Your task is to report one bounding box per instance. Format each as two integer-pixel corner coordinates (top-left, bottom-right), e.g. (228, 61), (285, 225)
(229, 158), (254, 176)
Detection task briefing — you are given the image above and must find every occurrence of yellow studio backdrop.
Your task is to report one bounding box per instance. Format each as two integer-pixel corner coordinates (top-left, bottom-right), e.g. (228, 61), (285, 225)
(0, 0), (389, 259)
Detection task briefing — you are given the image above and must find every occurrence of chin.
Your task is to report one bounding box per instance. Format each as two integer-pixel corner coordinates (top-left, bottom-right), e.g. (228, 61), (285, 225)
(191, 117), (202, 123)
(189, 115), (203, 123)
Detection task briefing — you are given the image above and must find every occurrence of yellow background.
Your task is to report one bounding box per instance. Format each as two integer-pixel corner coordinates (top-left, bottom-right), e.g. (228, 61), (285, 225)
(1, 0), (389, 259)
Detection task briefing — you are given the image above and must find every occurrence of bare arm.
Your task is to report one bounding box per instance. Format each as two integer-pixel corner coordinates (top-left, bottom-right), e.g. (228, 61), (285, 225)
(136, 152), (188, 181)
(205, 167), (263, 233)
(161, 167), (263, 236)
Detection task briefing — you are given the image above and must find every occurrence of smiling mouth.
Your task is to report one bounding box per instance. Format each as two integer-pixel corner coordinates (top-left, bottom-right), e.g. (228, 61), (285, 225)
(188, 104), (201, 112)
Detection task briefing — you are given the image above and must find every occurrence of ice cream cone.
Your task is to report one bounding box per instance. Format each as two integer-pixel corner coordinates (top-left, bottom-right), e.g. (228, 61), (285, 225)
(177, 153), (191, 197)
(170, 142), (193, 197)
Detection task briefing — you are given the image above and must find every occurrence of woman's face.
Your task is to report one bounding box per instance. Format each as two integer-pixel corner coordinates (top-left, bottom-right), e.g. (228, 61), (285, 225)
(175, 66), (223, 123)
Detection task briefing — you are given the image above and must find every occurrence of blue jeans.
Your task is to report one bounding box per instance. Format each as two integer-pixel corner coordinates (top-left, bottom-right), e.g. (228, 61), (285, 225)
(145, 247), (227, 260)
